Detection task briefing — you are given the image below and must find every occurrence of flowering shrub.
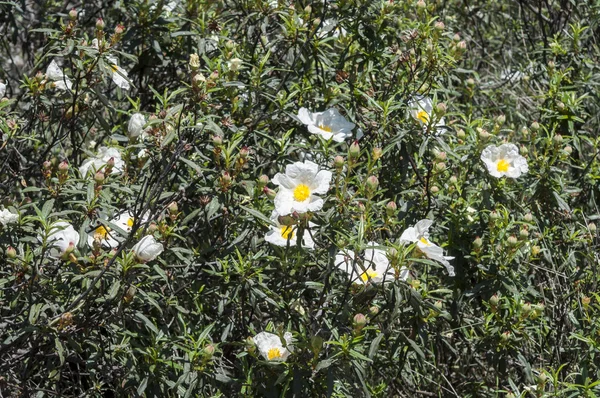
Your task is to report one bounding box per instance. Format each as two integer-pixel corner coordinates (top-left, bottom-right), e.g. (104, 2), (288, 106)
(1, 0), (600, 396)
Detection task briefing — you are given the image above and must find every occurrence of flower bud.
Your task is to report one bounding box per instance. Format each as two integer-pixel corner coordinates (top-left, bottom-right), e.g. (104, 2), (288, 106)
(478, 128), (490, 140)
(456, 129), (466, 139)
(353, 313), (368, 330)
(95, 18), (105, 31)
(333, 155), (345, 170)
(473, 236), (483, 248)
(523, 213), (533, 222)
(369, 306), (380, 316)
(107, 157), (115, 168)
(466, 78), (475, 87)
(193, 73), (206, 85)
(209, 70), (219, 80)
(263, 187), (276, 200)
(94, 171), (105, 184)
(416, 0), (426, 9)
(563, 145), (572, 155)
(43, 160), (52, 170)
(257, 174), (269, 189)
(189, 53), (200, 70)
(124, 285), (137, 303)
(386, 201), (397, 216)
(553, 134), (563, 145)
(366, 175), (379, 192)
(490, 210), (500, 220)
(589, 223), (597, 233)
(531, 121), (540, 131)
(521, 302), (532, 316)
(434, 21), (445, 31)
(246, 336), (256, 354)
(436, 102), (447, 116)
(519, 228), (529, 239)
(556, 101), (565, 111)
(372, 147), (383, 161)
(6, 246), (17, 259)
(348, 141), (360, 159)
(228, 58), (243, 72)
(434, 150), (447, 161)
(168, 201), (178, 215)
(507, 235), (518, 247)
(500, 331), (510, 342)
(457, 41), (467, 50)
(489, 294), (500, 307)
(58, 161), (69, 172)
(430, 185), (439, 194)
(239, 146), (250, 158)
(435, 162), (446, 172)
(212, 135), (223, 146)
(449, 175), (458, 184)
(204, 344), (216, 358)
(69, 9), (78, 20)
(494, 114), (505, 125)
(114, 24), (125, 35)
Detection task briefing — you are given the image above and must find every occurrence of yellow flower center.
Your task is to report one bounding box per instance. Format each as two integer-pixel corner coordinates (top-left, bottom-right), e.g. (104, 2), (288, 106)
(127, 218), (134, 228)
(419, 237), (430, 246)
(94, 225), (110, 240)
(416, 110), (429, 124)
(318, 124), (332, 132)
(497, 159), (510, 173)
(280, 225), (294, 240)
(360, 269), (379, 282)
(293, 184), (310, 202)
(267, 347), (282, 360)
(111, 64), (119, 72)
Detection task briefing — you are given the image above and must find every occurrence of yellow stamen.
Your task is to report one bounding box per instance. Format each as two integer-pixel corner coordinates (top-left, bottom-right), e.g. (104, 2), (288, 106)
(280, 225), (294, 240)
(360, 269), (379, 282)
(111, 64), (119, 72)
(416, 110), (429, 124)
(127, 218), (134, 228)
(293, 184), (310, 202)
(318, 124), (332, 132)
(94, 225), (110, 240)
(267, 347), (282, 360)
(497, 159), (510, 173)
(419, 237), (430, 246)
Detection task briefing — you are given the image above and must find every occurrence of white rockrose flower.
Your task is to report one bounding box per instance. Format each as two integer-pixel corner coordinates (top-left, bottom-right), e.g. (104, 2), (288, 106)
(79, 146), (125, 177)
(335, 243), (406, 284)
(106, 55), (130, 90)
(128, 113), (147, 139)
(88, 211), (148, 248)
(131, 235), (164, 262)
(272, 160), (332, 216)
(399, 219), (455, 276)
(296, 108), (355, 143)
(253, 331), (294, 362)
(45, 221), (79, 258)
(0, 82), (6, 98)
(264, 211), (315, 249)
(45, 60), (73, 90)
(0, 208), (18, 226)
(480, 143), (528, 178)
(408, 95), (445, 134)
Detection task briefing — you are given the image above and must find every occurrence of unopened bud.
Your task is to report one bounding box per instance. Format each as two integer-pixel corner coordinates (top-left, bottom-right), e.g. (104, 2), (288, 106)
(489, 294), (500, 307)
(264, 187), (276, 200)
(556, 101), (565, 111)
(107, 157), (115, 168)
(436, 103), (447, 116)
(209, 70), (219, 80)
(495, 114), (505, 125)
(246, 337), (256, 354)
(456, 129), (466, 139)
(452, 33), (461, 42)
(430, 185), (439, 194)
(386, 201), (397, 216)
(434, 150), (447, 161)
(58, 161), (69, 172)
(553, 134), (563, 145)
(212, 135), (223, 146)
(6, 246), (17, 259)
(353, 313), (367, 330)
(519, 228), (529, 239)
(168, 201), (178, 214)
(96, 18), (105, 31)
(531, 121), (540, 131)
(258, 174), (269, 189)
(449, 175), (458, 184)
(43, 160), (52, 170)
(589, 223), (597, 233)
(582, 296), (591, 308)
(94, 171), (105, 184)
(239, 146), (249, 158)
(507, 235), (518, 247)
(524, 213), (533, 222)
(204, 344), (216, 357)
(114, 24), (125, 35)
(500, 331), (510, 342)
(366, 175), (379, 192)
(564, 145), (572, 155)
(435, 162), (446, 172)
(434, 21), (445, 31)
(372, 147), (383, 161)
(333, 155), (345, 170)
(466, 78), (475, 87)
(369, 306), (380, 316)
(189, 54), (200, 70)
(348, 141), (360, 159)
(457, 41), (467, 50)
(416, 0), (426, 8)
(478, 128), (490, 140)
(69, 9), (78, 20)
(124, 285), (137, 302)
(490, 210), (500, 220)
(473, 236), (483, 248)
(521, 302), (532, 316)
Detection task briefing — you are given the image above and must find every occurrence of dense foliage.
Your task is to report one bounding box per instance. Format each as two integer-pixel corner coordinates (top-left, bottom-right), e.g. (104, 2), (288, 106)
(1, 0), (600, 396)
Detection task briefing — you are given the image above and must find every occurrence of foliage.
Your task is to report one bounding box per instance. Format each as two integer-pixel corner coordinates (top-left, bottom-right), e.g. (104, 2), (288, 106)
(1, 0), (600, 396)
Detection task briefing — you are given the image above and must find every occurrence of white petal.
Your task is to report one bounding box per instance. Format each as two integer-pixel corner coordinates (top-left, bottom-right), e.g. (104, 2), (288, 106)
(414, 219), (433, 237)
(297, 107), (315, 126)
(111, 65), (130, 90)
(310, 170), (332, 194)
(0, 82), (6, 98)
(399, 226), (418, 244)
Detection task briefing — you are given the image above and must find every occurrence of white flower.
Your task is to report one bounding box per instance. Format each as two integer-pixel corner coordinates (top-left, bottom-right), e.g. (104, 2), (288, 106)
(227, 58), (243, 72)
(0, 209), (18, 226)
(131, 235), (164, 262)
(408, 95), (445, 134)
(264, 211), (315, 249)
(79, 146), (125, 177)
(45, 221), (79, 257)
(319, 19), (346, 38)
(107, 56), (130, 90)
(0, 82), (5, 98)
(399, 219), (455, 276)
(297, 108), (355, 143)
(481, 143), (528, 179)
(253, 331), (294, 362)
(128, 113), (147, 139)
(45, 60), (73, 90)
(272, 160), (332, 216)
(87, 211), (148, 248)
(335, 242), (406, 284)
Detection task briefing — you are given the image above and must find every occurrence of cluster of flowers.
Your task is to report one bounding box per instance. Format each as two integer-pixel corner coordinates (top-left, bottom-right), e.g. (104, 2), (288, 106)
(250, 95), (530, 362)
